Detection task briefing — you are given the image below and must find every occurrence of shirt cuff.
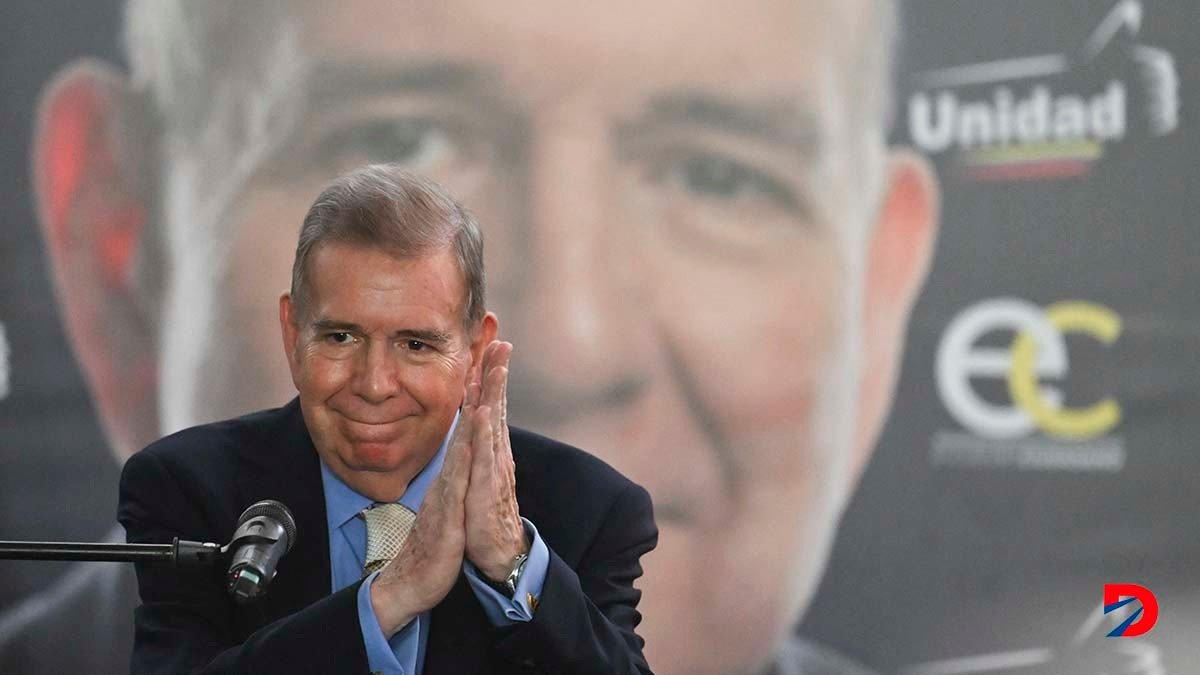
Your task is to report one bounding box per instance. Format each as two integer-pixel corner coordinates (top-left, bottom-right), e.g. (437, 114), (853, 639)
(463, 517), (549, 625)
(357, 571), (420, 674)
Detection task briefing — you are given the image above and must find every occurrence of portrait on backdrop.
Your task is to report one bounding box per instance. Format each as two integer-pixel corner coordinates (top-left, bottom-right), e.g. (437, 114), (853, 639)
(1, 1), (939, 674)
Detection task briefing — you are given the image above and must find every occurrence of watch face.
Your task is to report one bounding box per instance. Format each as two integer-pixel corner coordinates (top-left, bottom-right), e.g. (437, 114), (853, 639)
(505, 553), (530, 596)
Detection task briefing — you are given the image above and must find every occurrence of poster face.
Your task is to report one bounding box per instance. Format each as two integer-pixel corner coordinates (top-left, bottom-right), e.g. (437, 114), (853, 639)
(1, 1), (1196, 673)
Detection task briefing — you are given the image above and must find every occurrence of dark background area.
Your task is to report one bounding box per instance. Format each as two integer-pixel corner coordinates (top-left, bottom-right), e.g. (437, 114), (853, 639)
(0, 0), (124, 608)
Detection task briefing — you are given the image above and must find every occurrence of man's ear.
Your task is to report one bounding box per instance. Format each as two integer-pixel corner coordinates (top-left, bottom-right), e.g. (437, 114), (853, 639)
(470, 312), (500, 367)
(278, 292), (302, 383)
(853, 150), (940, 479)
(32, 59), (159, 462)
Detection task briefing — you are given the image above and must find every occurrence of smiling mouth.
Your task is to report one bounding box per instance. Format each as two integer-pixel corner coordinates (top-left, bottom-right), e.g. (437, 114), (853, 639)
(335, 411), (417, 436)
(343, 416), (403, 426)
(335, 406), (416, 424)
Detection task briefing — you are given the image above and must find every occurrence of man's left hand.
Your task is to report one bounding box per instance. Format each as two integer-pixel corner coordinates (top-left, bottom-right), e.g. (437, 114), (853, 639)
(463, 340), (529, 582)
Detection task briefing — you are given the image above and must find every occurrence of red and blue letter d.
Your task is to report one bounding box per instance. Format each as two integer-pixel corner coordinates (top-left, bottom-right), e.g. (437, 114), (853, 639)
(1103, 583), (1159, 637)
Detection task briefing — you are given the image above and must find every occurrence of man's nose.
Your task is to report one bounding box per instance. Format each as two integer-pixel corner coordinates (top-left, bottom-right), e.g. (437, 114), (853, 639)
(350, 340), (399, 404)
(503, 116), (651, 422)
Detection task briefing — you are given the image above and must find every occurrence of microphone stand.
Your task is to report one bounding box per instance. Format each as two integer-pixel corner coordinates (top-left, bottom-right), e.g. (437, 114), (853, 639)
(0, 538), (223, 567)
(2, 500), (292, 601)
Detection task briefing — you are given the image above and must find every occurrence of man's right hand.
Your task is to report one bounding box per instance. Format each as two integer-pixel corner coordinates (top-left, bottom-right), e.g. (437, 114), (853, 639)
(368, 403), (481, 635)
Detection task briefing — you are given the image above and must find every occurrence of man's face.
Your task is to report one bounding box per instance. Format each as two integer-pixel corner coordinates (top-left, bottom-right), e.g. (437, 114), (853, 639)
(279, 243), (478, 498)
(161, 1), (880, 672)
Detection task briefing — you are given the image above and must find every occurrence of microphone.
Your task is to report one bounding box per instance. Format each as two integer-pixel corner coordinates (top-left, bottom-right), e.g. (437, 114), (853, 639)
(225, 500), (297, 603)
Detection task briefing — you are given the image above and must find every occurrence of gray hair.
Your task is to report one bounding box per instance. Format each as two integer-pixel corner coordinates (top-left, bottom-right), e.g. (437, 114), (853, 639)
(290, 165), (487, 330)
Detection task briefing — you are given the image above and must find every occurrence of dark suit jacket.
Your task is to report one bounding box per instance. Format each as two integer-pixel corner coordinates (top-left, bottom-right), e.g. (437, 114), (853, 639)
(118, 399), (657, 674)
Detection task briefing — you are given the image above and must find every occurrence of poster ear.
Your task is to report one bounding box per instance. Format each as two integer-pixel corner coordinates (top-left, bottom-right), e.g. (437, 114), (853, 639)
(32, 59), (160, 462)
(853, 150), (941, 479)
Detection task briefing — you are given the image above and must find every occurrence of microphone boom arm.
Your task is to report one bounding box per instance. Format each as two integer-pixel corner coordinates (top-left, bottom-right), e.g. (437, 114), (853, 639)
(1, 499), (296, 603)
(0, 538), (223, 566)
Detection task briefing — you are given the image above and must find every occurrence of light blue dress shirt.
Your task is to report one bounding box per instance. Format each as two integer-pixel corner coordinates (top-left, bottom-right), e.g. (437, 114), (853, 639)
(319, 414), (550, 675)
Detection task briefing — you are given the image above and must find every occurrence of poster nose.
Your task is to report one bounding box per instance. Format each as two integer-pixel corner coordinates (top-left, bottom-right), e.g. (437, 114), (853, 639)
(502, 117), (651, 417)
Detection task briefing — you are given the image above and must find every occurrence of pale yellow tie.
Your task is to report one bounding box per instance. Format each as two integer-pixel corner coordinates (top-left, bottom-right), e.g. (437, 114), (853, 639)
(360, 502), (416, 576)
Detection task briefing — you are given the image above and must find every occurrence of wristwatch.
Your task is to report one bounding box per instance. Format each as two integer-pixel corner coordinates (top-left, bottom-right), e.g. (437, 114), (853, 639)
(485, 553), (529, 597)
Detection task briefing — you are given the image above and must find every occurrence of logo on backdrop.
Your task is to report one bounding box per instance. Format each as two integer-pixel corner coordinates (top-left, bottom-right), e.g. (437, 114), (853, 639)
(932, 298), (1125, 471)
(1104, 584), (1159, 637)
(904, 0), (1179, 181)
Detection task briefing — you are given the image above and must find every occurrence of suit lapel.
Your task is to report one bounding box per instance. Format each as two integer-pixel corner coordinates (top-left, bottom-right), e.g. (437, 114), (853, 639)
(235, 400), (333, 624)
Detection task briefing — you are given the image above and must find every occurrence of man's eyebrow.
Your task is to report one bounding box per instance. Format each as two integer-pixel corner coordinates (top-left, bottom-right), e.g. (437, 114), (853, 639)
(307, 61), (493, 105)
(395, 329), (453, 345)
(310, 320), (453, 345)
(621, 91), (822, 155)
(311, 319), (362, 332)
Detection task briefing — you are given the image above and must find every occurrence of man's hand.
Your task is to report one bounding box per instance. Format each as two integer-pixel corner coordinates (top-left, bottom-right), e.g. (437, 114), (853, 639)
(464, 340), (529, 582)
(369, 340), (525, 634)
(369, 413), (475, 635)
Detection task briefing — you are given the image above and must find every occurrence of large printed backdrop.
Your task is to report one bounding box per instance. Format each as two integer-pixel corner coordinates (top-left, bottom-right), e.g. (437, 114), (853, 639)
(804, 1), (1199, 670)
(2, 1), (1196, 673)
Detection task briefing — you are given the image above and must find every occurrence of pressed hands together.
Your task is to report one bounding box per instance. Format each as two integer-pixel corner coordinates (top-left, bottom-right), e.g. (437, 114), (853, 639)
(370, 341), (527, 634)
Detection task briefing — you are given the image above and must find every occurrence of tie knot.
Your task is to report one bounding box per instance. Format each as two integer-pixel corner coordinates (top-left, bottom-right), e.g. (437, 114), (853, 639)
(360, 503), (416, 576)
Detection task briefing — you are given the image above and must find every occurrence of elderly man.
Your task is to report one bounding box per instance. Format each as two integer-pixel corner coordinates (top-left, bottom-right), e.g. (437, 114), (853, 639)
(118, 165), (656, 673)
(4, 0), (937, 673)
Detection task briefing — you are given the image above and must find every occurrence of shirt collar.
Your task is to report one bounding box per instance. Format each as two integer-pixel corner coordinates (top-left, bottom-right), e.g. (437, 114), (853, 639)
(320, 411), (459, 531)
